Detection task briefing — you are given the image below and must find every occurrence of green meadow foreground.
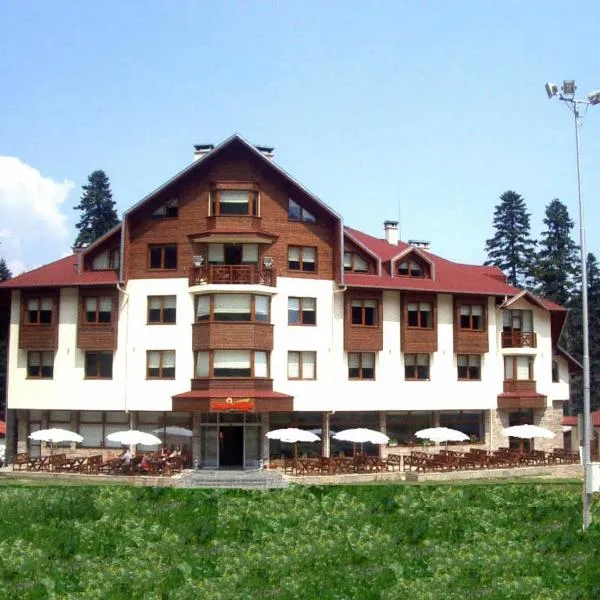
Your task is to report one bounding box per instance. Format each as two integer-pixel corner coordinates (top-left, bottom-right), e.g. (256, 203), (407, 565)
(0, 482), (599, 599)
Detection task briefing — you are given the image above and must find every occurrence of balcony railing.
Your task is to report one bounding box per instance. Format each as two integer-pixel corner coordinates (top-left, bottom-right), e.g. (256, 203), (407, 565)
(501, 330), (537, 348)
(189, 265), (276, 287)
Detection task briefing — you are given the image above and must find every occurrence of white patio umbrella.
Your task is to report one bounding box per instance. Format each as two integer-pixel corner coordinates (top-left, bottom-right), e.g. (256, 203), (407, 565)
(502, 425), (555, 439)
(333, 428), (390, 455)
(106, 430), (162, 447)
(415, 427), (469, 444)
(28, 428), (84, 454)
(153, 426), (193, 437)
(266, 428), (321, 457)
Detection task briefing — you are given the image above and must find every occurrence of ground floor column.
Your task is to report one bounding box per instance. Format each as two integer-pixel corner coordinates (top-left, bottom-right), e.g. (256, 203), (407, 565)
(379, 411), (386, 457)
(261, 412), (270, 467)
(322, 413), (330, 457)
(192, 412), (201, 469)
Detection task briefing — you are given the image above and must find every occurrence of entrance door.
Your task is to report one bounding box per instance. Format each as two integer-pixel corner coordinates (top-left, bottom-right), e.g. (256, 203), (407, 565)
(224, 244), (243, 265)
(219, 426), (244, 467)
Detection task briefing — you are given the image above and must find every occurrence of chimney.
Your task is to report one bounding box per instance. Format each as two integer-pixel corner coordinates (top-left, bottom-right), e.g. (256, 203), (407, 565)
(255, 145), (275, 159)
(384, 220), (399, 245)
(193, 144), (214, 161)
(409, 239), (430, 251)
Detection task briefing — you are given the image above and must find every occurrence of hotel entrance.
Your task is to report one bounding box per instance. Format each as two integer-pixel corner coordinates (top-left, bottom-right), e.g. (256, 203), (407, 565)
(198, 413), (262, 469)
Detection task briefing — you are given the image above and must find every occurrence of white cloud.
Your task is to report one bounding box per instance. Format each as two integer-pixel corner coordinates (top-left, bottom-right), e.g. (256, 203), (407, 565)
(0, 157), (74, 274)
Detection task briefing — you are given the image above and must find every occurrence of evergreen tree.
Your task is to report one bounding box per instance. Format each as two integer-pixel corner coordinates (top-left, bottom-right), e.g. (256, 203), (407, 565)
(533, 199), (579, 306)
(0, 258), (11, 281)
(484, 190), (537, 287)
(73, 170), (119, 248)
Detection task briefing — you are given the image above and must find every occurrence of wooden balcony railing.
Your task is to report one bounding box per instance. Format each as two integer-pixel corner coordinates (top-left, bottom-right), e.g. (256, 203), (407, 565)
(501, 330), (537, 348)
(189, 265), (276, 287)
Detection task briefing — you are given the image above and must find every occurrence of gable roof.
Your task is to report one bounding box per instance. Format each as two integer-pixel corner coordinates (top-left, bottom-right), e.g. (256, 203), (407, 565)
(0, 255), (118, 289)
(343, 227), (523, 296)
(124, 133), (342, 222)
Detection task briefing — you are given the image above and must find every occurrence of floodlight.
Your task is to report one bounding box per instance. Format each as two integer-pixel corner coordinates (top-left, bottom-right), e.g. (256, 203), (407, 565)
(562, 80), (576, 95)
(587, 90), (600, 105)
(545, 82), (558, 98)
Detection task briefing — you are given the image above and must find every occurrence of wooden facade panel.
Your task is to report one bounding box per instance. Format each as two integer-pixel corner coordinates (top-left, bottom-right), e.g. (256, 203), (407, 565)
(344, 290), (383, 351)
(192, 322), (273, 351)
(77, 326), (117, 350)
(497, 395), (546, 409)
(172, 396), (292, 412)
(18, 326), (58, 351)
(125, 143), (339, 283)
(191, 377), (274, 391)
(503, 380), (537, 393)
(400, 293), (437, 353)
(453, 295), (489, 354)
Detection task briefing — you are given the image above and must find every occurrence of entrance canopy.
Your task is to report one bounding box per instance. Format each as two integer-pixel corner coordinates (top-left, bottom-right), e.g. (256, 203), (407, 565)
(172, 389), (293, 412)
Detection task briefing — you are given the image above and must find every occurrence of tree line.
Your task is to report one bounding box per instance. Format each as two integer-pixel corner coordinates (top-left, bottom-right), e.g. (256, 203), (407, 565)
(485, 190), (600, 414)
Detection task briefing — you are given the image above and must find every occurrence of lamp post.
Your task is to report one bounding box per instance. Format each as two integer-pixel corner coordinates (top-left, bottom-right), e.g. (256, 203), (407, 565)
(546, 80), (599, 530)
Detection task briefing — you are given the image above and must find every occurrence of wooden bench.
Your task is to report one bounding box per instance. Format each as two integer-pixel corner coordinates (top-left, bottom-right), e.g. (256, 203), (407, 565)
(384, 454), (403, 471)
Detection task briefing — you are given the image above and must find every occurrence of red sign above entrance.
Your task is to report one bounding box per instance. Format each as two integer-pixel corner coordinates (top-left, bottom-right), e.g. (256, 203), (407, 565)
(209, 397), (255, 412)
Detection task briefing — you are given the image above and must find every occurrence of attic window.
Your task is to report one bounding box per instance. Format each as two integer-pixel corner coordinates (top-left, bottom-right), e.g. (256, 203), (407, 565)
(288, 199), (316, 223)
(344, 252), (369, 273)
(153, 199), (179, 219)
(398, 258), (424, 277)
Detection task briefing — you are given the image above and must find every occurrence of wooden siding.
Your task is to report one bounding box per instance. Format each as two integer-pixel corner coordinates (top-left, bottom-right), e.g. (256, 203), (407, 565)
(497, 394), (546, 409)
(18, 290), (59, 350)
(191, 377), (274, 392)
(503, 380), (537, 393)
(344, 289), (383, 351)
(192, 322), (273, 351)
(453, 295), (489, 353)
(400, 293), (437, 353)
(124, 144), (339, 283)
(77, 288), (118, 350)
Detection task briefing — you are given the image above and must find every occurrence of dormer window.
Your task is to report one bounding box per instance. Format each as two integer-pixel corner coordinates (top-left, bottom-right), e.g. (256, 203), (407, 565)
(288, 199), (316, 223)
(210, 185), (259, 216)
(152, 198), (178, 219)
(344, 252), (369, 273)
(91, 248), (120, 270)
(398, 258), (423, 277)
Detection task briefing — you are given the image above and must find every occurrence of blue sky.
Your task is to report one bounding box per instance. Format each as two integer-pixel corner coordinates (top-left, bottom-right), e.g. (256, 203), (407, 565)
(1, 1), (600, 273)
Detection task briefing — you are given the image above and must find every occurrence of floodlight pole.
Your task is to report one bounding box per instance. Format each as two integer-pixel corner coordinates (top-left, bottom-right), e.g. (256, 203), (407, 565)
(553, 87), (593, 530)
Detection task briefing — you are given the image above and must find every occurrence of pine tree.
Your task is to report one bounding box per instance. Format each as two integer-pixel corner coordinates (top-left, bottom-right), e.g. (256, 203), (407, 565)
(533, 199), (579, 306)
(484, 190), (537, 288)
(73, 170), (119, 248)
(0, 258), (11, 281)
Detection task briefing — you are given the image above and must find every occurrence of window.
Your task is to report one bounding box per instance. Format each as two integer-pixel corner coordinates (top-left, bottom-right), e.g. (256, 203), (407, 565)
(288, 351), (316, 380)
(459, 305), (484, 330)
(92, 248), (120, 270)
(195, 350), (269, 378)
(27, 351), (54, 379)
(348, 352), (375, 380)
(552, 360), (559, 383)
(405, 354), (430, 380)
(288, 246), (316, 272)
(457, 355), (481, 380)
(211, 189), (259, 216)
(147, 350), (176, 379)
(84, 296), (113, 324)
(351, 299), (377, 326)
(503, 309), (533, 332)
(407, 302), (433, 328)
(398, 259), (423, 277)
(194, 295), (270, 323)
(207, 243), (258, 264)
(152, 198), (178, 219)
(504, 356), (534, 381)
(149, 244), (177, 270)
(148, 296), (176, 324)
(288, 198), (316, 223)
(344, 252), (369, 273)
(288, 297), (316, 325)
(26, 297), (52, 324)
(85, 351), (113, 379)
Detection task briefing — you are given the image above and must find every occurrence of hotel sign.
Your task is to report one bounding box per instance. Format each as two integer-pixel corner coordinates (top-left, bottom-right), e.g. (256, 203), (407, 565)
(209, 397), (255, 412)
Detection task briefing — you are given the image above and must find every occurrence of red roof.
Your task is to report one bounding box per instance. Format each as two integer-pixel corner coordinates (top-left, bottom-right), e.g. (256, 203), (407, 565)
(562, 412), (600, 427)
(0, 255), (118, 289)
(0, 421), (5, 435)
(344, 227), (524, 296)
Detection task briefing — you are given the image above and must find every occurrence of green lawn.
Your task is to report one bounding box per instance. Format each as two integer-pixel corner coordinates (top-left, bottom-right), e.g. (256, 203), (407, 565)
(0, 483), (599, 599)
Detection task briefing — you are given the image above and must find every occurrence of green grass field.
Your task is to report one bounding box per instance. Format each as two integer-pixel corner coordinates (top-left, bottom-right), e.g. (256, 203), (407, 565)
(0, 482), (599, 599)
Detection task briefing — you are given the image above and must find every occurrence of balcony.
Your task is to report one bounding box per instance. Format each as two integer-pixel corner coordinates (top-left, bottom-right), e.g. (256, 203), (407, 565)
(501, 330), (537, 348)
(189, 265), (276, 287)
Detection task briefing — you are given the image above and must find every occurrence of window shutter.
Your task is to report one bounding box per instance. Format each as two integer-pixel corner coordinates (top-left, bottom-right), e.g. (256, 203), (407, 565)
(287, 352), (300, 378)
(242, 244), (258, 262)
(208, 244), (224, 263)
(254, 351), (267, 377)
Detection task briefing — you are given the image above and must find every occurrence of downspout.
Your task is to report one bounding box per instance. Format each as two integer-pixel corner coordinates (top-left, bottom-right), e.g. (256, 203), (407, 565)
(117, 217), (130, 423)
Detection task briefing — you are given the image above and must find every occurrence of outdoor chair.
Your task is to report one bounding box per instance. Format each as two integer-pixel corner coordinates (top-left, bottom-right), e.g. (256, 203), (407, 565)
(13, 452), (30, 471)
(384, 454), (402, 471)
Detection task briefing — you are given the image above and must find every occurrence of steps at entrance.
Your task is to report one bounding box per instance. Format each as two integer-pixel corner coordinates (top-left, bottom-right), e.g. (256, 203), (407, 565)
(178, 469), (288, 489)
